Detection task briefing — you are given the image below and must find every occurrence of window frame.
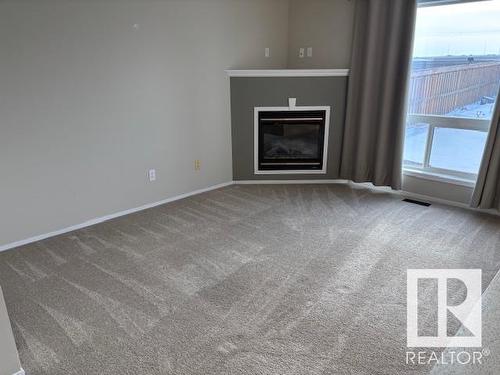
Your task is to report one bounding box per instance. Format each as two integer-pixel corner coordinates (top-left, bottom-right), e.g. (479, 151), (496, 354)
(403, 114), (490, 182)
(403, 0), (499, 185)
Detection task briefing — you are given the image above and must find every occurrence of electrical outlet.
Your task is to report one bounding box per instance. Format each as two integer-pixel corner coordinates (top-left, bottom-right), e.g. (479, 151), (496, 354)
(265, 47), (270, 58)
(194, 160), (201, 171)
(148, 169), (156, 182)
(299, 48), (305, 58)
(307, 47), (313, 57)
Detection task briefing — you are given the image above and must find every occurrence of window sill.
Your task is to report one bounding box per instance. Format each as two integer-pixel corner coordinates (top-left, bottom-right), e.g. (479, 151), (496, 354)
(403, 168), (477, 188)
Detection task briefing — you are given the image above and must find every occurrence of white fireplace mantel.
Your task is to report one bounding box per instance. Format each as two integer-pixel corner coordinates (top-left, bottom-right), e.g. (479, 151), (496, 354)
(225, 69), (350, 78)
(254, 104), (331, 175)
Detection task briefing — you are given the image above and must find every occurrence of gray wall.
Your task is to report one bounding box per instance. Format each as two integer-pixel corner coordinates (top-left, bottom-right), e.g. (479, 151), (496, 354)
(0, 287), (21, 375)
(230, 77), (348, 180)
(0, 0), (289, 247)
(288, 0), (356, 69)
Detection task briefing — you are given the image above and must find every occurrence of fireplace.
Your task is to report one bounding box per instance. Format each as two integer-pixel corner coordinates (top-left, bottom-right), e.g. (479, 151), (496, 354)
(254, 106), (330, 174)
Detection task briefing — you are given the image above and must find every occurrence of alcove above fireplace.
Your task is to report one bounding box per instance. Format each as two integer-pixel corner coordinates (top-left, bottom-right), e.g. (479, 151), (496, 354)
(254, 103), (331, 174)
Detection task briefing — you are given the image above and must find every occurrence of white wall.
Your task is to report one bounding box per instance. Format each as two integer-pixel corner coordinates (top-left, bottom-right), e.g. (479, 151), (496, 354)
(288, 0), (356, 69)
(0, 0), (289, 247)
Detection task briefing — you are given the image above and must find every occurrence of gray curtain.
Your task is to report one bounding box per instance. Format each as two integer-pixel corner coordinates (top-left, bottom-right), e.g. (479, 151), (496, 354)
(339, 0), (417, 189)
(471, 93), (500, 209)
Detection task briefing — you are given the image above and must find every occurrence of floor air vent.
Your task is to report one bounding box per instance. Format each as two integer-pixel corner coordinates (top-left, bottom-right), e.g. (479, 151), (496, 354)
(403, 198), (431, 207)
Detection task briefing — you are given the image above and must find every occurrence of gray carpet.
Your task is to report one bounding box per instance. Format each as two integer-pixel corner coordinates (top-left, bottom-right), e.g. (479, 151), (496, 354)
(0, 184), (499, 375)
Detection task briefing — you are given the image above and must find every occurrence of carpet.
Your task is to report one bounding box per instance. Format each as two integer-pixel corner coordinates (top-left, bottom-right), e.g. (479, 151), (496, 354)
(0, 183), (499, 374)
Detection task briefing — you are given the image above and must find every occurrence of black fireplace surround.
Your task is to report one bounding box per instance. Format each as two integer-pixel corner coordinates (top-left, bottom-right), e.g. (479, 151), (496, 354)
(258, 110), (326, 171)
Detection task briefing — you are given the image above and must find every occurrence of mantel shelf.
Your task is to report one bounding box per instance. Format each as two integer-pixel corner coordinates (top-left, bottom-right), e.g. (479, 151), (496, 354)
(225, 69), (350, 77)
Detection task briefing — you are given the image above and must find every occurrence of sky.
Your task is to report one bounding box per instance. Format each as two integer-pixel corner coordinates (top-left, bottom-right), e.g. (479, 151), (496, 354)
(413, 0), (500, 57)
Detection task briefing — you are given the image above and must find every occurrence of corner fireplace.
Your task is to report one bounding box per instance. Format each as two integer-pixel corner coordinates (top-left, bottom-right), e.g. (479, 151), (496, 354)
(254, 106), (330, 174)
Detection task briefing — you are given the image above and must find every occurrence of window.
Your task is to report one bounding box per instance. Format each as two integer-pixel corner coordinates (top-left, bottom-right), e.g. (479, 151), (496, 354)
(404, 0), (500, 182)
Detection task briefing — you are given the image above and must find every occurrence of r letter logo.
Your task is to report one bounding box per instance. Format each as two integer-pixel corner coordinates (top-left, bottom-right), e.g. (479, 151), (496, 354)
(407, 269), (482, 348)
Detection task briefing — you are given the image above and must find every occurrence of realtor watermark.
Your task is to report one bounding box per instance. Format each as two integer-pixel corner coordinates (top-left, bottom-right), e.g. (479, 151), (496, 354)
(406, 269), (484, 366)
(406, 348), (490, 366)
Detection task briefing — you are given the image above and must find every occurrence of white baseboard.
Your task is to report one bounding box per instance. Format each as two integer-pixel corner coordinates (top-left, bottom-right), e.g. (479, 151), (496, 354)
(12, 369), (25, 375)
(2, 179), (498, 253)
(234, 179), (348, 185)
(235, 180), (471, 209)
(235, 179), (500, 217)
(397, 190), (470, 209)
(0, 182), (233, 253)
(396, 190), (500, 216)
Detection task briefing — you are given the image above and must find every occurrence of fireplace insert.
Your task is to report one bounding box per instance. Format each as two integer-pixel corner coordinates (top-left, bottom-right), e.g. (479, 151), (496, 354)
(257, 110), (327, 171)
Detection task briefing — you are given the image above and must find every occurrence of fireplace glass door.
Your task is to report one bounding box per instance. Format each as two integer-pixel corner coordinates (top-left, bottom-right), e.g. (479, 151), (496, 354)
(258, 110), (326, 171)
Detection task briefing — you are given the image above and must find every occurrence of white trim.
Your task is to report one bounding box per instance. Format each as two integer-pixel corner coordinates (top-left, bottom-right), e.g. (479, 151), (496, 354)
(235, 179), (499, 216)
(403, 168), (476, 188)
(360, 182), (499, 217)
(396, 189), (499, 217)
(397, 190), (470, 209)
(225, 69), (350, 77)
(234, 179), (473, 208)
(1, 179), (499, 253)
(405, 114), (488, 183)
(0, 182), (234, 253)
(12, 369), (25, 375)
(234, 180), (348, 185)
(408, 114), (490, 132)
(253, 105), (331, 175)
